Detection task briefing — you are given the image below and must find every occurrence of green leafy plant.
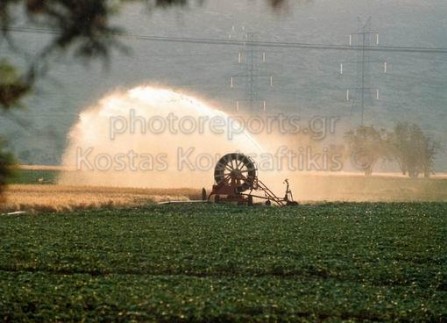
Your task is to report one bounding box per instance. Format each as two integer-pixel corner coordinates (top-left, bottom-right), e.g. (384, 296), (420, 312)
(0, 203), (445, 320)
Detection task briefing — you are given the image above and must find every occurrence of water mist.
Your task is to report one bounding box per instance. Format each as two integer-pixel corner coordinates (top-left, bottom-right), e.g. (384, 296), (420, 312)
(58, 86), (264, 189)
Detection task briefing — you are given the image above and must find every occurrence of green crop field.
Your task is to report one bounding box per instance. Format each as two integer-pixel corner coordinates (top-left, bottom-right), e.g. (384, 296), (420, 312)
(0, 203), (446, 321)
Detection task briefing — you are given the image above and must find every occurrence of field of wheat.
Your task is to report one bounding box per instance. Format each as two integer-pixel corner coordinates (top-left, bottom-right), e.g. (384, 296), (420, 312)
(1, 185), (201, 213)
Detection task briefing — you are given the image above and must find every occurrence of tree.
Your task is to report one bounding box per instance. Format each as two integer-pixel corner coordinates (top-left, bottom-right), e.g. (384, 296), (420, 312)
(389, 122), (440, 178)
(344, 125), (390, 176)
(0, 140), (16, 202)
(0, 59), (32, 108)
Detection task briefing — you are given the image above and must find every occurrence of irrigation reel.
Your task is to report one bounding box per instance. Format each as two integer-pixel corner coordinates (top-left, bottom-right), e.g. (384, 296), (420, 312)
(208, 153), (298, 206)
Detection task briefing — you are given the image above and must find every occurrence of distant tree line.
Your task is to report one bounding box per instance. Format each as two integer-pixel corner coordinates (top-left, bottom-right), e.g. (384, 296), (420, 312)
(345, 122), (441, 178)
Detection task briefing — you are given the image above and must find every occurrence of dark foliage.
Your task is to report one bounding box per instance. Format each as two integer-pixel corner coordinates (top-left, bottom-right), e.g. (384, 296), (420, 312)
(345, 123), (440, 177)
(390, 122), (440, 178)
(0, 141), (16, 200)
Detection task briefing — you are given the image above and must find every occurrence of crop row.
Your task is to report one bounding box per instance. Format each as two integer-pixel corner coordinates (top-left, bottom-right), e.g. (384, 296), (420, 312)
(0, 202), (445, 321)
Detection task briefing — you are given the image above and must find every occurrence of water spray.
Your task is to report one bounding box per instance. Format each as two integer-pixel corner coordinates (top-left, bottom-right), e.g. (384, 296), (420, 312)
(59, 86), (265, 188)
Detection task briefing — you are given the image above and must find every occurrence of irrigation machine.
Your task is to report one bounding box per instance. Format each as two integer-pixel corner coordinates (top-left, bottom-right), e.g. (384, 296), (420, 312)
(208, 153), (298, 206)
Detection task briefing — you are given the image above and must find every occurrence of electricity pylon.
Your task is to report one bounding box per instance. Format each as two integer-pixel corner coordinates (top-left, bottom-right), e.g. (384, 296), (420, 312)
(340, 18), (387, 125)
(230, 30), (273, 113)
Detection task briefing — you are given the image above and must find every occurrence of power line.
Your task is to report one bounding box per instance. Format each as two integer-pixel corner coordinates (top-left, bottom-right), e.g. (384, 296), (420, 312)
(5, 26), (447, 54)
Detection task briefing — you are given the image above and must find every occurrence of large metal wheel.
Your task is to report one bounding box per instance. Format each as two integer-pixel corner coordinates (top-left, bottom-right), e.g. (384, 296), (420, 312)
(214, 153), (257, 193)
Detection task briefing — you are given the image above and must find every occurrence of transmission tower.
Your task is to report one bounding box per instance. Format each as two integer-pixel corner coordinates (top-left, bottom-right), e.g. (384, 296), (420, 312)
(230, 30), (273, 113)
(340, 18), (387, 125)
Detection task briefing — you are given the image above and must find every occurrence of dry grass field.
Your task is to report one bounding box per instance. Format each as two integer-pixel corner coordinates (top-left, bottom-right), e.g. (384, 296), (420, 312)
(288, 173), (447, 202)
(1, 185), (201, 213)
